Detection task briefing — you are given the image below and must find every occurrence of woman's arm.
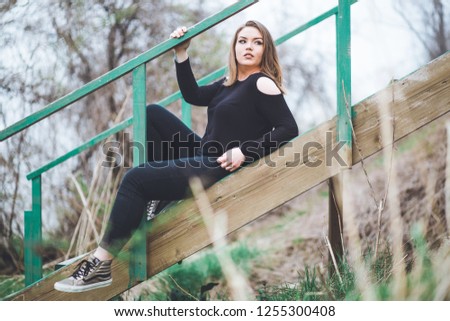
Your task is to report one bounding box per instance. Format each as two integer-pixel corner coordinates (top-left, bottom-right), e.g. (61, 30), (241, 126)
(218, 76), (299, 172)
(175, 59), (223, 106)
(240, 76), (299, 161)
(171, 26), (222, 106)
(171, 26), (190, 62)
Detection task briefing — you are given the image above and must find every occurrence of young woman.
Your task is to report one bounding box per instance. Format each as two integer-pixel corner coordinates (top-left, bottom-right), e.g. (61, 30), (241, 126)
(54, 20), (298, 293)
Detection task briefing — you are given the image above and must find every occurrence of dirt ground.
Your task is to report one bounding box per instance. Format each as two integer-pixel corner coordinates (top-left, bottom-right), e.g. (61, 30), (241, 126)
(225, 115), (449, 296)
(231, 184), (329, 289)
(129, 115), (449, 300)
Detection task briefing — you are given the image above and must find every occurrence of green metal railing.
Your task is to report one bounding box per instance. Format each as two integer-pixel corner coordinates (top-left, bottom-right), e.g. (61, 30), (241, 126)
(0, 0), (258, 142)
(0, 0), (355, 286)
(336, 0), (352, 167)
(14, 0), (260, 287)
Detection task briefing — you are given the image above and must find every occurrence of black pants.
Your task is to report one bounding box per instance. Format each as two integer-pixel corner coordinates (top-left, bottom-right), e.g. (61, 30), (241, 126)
(99, 104), (230, 255)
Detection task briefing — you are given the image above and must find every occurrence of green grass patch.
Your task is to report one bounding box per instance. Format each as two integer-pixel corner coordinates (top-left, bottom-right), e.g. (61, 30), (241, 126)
(139, 242), (259, 301)
(257, 224), (448, 300)
(0, 275), (25, 299)
(292, 238), (304, 246)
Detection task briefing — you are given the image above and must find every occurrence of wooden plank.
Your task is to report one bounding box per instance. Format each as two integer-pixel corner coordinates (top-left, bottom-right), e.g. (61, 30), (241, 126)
(6, 52), (450, 301)
(9, 254), (131, 301)
(146, 120), (337, 275)
(146, 53), (450, 278)
(328, 174), (344, 266)
(352, 53), (450, 162)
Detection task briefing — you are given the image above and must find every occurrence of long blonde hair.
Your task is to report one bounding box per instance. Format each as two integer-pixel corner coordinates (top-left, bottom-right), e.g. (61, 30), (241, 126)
(224, 20), (285, 93)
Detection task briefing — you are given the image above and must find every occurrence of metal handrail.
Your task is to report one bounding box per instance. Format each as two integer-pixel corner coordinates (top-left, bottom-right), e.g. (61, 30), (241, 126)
(18, 0), (355, 286)
(20, 0), (259, 286)
(26, 1), (356, 181)
(0, 0), (258, 142)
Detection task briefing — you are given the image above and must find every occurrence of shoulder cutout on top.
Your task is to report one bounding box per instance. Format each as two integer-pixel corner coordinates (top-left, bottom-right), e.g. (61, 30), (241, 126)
(256, 76), (282, 95)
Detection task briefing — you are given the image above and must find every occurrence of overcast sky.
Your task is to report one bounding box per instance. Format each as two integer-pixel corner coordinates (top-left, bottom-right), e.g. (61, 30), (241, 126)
(0, 0), (435, 128)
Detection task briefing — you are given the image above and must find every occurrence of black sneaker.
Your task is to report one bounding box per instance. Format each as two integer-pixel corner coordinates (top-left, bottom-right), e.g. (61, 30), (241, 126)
(146, 200), (174, 220)
(146, 200), (160, 221)
(54, 255), (112, 293)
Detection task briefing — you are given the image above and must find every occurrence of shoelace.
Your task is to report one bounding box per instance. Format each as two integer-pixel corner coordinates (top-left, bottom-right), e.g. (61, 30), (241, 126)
(147, 200), (160, 221)
(72, 259), (95, 279)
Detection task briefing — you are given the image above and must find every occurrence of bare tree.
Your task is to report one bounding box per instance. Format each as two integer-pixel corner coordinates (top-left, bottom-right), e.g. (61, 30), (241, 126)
(394, 0), (450, 61)
(0, 0), (226, 274)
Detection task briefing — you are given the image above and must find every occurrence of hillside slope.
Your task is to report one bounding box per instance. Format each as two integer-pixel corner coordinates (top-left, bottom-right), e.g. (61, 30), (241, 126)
(233, 115), (449, 292)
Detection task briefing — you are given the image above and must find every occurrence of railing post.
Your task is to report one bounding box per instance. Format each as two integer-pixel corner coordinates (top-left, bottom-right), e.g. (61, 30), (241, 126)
(336, 0), (352, 156)
(129, 64), (147, 285)
(329, 0), (352, 272)
(24, 176), (43, 285)
(181, 99), (192, 128)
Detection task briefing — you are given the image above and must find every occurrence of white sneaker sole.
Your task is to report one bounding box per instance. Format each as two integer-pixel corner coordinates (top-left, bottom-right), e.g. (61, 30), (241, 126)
(54, 278), (113, 293)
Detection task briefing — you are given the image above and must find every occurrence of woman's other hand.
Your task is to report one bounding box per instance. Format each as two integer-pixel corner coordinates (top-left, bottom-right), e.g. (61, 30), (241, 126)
(217, 147), (246, 172)
(170, 26), (190, 62)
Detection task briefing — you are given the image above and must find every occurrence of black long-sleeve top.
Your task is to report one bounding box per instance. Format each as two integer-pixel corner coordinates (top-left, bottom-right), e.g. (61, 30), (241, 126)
(176, 58), (299, 161)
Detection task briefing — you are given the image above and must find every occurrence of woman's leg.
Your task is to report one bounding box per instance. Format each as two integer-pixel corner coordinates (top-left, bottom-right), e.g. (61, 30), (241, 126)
(55, 155), (228, 292)
(99, 156), (229, 256)
(54, 105), (228, 293)
(99, 104), (207, 256)
(144, 104), (202, 218)
(146, 104), (201, 161)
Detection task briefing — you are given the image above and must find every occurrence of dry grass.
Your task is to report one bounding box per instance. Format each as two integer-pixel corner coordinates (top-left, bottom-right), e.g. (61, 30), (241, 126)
(190, 177), (255, 300)
(53, 90), (450, 300)
(218, 112), (450, 300)
(67, 90), (131, 258)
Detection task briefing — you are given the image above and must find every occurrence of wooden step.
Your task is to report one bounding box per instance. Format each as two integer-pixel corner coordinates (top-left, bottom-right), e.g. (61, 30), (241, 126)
(7, 52), (450, 301)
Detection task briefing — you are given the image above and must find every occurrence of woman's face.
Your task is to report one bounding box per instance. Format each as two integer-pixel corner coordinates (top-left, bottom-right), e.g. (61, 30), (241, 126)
(234, 26), (264, 71)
